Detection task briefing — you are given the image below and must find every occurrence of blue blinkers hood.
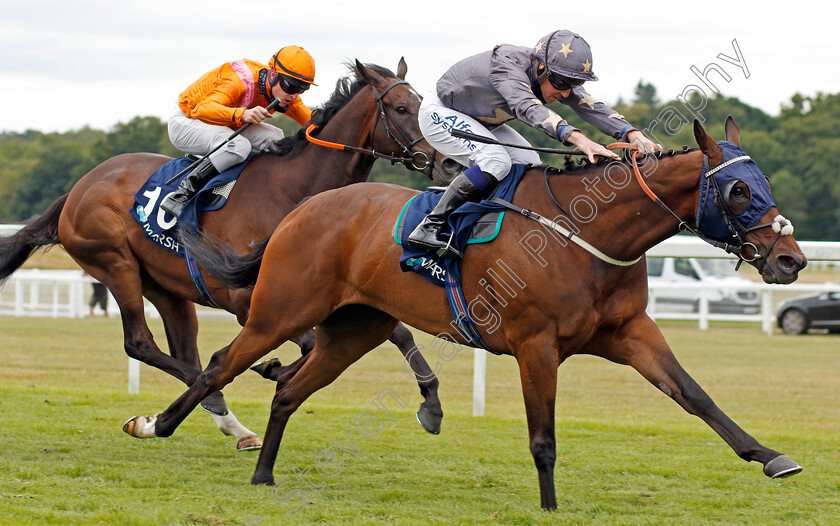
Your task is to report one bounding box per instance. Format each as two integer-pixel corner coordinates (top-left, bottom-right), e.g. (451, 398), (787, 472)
(696, 141), (775, 243)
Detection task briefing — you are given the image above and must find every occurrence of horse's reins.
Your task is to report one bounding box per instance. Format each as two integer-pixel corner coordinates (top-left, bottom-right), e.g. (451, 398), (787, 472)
(305, 80), (431, 172)
(491, 143), (647, 267)
(486, 138), (792, 269)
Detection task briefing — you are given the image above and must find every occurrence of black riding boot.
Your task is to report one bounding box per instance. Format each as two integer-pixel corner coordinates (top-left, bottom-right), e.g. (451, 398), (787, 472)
(160, 158), (220, 219)
(407, 171), (494, 258)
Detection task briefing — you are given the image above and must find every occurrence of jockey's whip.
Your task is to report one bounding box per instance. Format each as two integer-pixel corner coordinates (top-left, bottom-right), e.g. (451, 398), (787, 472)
(165, 98), (282, 185)
(448, 128), (587, 156)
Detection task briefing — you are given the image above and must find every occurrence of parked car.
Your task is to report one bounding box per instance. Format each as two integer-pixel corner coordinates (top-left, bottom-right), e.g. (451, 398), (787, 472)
(775, 290), (840, 335)
(646, 257), (760, 314)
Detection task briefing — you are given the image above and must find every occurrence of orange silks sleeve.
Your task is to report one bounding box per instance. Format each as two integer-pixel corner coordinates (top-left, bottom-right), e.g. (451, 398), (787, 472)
(179, 64), (249, 127)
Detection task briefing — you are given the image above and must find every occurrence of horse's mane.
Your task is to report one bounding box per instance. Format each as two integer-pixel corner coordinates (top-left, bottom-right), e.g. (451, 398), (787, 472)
(537, 145), (699, 177)
(269, 63), (397, 157)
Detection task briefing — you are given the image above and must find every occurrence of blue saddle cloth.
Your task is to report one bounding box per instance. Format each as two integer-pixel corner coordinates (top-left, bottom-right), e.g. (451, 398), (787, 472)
(129, 153), (255, 257)
(395, 164), (527, 287)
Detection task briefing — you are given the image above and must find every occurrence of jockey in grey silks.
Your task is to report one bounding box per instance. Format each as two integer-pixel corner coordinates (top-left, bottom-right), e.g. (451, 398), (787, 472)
(407, 29), (662, 258)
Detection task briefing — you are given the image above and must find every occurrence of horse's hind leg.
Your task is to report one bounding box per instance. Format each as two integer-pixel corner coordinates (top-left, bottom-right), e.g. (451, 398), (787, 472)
(145, 286), (261, 451)
(126, 280), (333, 440)
(389, 322), (443, 435)
(60, 191), (203, 385)
(253, 322), (443, 434)
(74, 257), (203, 386)
(608, 316), (802, 478)
(252, 306), (399, 485)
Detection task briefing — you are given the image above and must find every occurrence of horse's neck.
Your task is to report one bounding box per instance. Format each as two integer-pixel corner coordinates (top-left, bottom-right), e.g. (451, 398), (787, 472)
(296, 90), (379, 194)
(259, 88), (378, 206)
(537, 152), (703, 261)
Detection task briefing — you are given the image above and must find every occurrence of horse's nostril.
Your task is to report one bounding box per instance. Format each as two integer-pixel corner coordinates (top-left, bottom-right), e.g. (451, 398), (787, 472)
(778, 254), (804, 273)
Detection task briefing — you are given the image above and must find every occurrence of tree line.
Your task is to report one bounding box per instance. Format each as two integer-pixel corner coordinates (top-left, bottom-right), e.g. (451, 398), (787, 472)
(2, 82), (838, 240)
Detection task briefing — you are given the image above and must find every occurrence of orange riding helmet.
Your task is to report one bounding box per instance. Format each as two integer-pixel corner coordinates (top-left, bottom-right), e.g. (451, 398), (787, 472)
(269, 46), (317, 94)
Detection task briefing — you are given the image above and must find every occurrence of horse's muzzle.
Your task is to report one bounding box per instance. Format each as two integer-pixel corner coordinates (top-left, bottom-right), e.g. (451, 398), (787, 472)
(762, 252), (807, 284)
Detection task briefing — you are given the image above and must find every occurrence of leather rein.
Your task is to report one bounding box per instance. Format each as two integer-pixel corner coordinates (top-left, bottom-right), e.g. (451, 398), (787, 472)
(496, 143), (791, 270)
(304, 79), (430, 172)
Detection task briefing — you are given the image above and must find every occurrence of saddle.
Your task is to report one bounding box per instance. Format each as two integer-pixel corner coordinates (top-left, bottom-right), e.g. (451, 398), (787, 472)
(394, 164), (527, 287)
(130, 153), (256, 257)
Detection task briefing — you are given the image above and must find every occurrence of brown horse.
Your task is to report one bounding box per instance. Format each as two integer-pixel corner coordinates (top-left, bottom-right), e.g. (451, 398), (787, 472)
(0, 60), (458, 450)
(124, 117), (806, 509)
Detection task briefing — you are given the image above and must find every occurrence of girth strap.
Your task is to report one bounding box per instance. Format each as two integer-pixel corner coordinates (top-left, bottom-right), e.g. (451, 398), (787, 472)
(184, 245), (222, 309)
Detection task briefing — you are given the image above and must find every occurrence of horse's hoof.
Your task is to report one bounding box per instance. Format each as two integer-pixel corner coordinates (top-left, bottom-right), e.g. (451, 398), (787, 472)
(123, 414), (159, 438)
(237, 434), (263, 451)
(251, 473), (275, 486)
(250, 356), (282, 380)
(764, 454), (803, 479)
(199, 391), (229, 416)
(416, 407), (442, 435)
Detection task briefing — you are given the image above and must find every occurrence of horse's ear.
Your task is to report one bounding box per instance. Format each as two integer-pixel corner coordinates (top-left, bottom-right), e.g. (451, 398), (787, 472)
(354, 59), (369, 82)
(693, 119), (722, 165)
(396, 57), (407, 80)
(724, 115), (741, 147)
(354, 59), (385, 86)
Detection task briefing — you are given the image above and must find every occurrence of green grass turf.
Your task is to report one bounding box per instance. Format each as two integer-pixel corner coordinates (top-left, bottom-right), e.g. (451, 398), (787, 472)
(0, 316), (838, 525)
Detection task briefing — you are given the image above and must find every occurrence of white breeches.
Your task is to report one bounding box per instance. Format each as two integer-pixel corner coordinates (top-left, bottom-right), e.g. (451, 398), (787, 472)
(418, 93), (540, 181)
(167, 107), (285, 172)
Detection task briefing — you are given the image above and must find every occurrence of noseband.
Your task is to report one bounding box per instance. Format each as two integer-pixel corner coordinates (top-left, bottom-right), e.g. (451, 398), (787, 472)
(305, 79), (430, 171)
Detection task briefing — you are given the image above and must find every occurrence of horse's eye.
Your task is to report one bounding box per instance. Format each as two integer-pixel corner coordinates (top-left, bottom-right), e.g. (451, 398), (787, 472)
(728, 181), (752, 215)
(396, 106), (408, 114)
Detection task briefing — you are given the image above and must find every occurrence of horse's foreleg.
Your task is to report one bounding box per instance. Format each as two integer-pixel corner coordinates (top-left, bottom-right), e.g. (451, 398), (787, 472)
(151, 321), (288, 438)
(514, 336), (559, 510)
(291, 330), (317, 356)
(145, 287), (261, 450)
(389, 322), (443, 434)
(612, 316), (802, 478)
(249, 330), (316, 383)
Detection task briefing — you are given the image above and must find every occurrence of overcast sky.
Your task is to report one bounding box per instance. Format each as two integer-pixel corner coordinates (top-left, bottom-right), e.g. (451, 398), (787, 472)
(2, 0), (838, 134)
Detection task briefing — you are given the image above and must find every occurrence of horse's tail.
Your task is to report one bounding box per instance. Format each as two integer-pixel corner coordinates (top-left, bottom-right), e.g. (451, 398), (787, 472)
(0, 193), (68, 284)
(178, 227), (267, 290)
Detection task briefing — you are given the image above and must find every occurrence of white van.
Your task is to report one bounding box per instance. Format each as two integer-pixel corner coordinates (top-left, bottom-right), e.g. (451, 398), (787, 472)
(646, 257), (760, 314)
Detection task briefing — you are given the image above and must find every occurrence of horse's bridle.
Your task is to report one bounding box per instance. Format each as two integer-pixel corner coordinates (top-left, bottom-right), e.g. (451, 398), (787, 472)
(305, 79), (430, 172)
(370, 81), (430, 171)
(624, 144), (793, 272)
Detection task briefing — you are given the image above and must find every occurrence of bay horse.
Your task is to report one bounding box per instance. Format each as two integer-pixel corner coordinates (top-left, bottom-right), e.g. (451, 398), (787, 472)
(0, 59), (458, 450)
(124, 117), (807, 509)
